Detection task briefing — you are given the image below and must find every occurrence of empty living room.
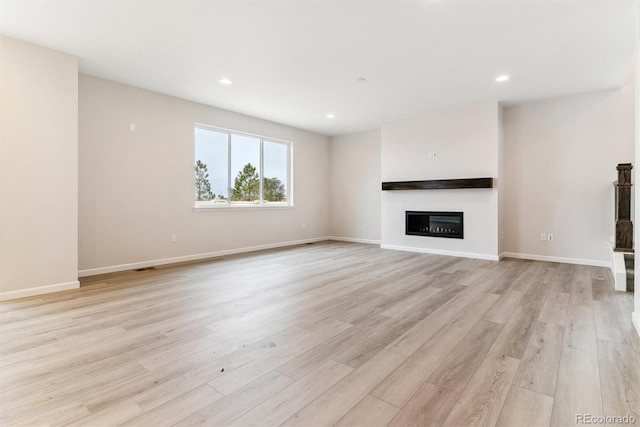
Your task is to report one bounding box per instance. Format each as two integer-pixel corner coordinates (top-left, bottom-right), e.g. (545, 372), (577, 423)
(1, 1), (639, 426)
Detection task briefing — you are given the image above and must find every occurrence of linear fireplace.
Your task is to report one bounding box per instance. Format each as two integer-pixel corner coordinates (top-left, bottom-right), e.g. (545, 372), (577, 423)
(406, 211), (464, 239)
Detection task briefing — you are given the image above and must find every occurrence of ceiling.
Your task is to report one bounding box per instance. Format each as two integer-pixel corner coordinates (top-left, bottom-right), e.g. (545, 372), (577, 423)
(0, 0), (637, 136)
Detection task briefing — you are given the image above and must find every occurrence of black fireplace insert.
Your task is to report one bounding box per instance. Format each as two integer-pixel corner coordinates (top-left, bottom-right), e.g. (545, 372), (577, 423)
(406, 211), (463, 239)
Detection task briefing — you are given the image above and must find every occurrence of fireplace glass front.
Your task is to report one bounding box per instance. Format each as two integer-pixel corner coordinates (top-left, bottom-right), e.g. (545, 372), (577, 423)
(405, 211), (463, 239)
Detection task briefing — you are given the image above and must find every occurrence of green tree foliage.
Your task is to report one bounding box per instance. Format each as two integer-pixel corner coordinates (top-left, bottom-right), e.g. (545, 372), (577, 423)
(194, 160), (213, 201)
(231, 163), (260, 202)
(263, 177), (286, 202)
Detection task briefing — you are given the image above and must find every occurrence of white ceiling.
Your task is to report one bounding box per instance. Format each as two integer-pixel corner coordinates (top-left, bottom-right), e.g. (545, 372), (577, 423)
(0, 0), (637, 136)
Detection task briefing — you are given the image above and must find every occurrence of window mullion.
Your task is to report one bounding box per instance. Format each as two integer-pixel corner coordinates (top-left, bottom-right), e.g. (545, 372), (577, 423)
(288, 142), (292, 205)
(259, 138), (264, 206)
(227, 132), (231, 205)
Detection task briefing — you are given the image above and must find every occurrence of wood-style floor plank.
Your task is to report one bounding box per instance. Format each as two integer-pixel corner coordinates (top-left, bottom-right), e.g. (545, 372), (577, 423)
(276, 314), (388, 380)
(120, 326), (308, 415)
(0, 241), (634, 427)
(597, 339), (640, 421)
(594, 300), (634, 348)
(280, 350), (406, 426)
(371, 326), (468, 407)
(569, 266), (593, 307)
(385, 287), (487, 357)
(8, 400), (90, 427)
(208, 320), (351, 395)
(333, 317), (418, 369)
(538, 291), (569, 326)
(591, 268), (619, 304)
(513, 321), (564, 397)
(483, 297), (519, 324)
(379, 285), (441, 318)
(448, 293), (500, 330)
(564, 303), (597, 354)
(388, 382), (460, 427)
(173, 370), (294, 427)
(496, 385), (554, 427)
(550, 264), (575, 294)
(229, 359), (352, 426)
(121, 384), (223, 426)
(490, 306), (541, 359)
(615, 291), (640, 353)
(335, 395), (400, 427)
(550, 347), (602, 427)
(429, 320), (504, 393)
(442, 351), (520, 427)
(67, 399), (143, 427)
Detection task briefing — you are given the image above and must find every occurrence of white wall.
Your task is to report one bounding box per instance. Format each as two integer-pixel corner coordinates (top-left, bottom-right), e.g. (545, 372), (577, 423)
(79, 75), (330, 274)
(380, 103), (501, 259)
(0, 36), (79, 299)
(503, 88), (635, 266)
(329, 130), (381, 243)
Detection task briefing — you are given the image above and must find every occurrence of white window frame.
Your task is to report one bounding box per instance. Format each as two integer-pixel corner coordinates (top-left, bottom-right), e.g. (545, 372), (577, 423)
(194, 123), (293, 210)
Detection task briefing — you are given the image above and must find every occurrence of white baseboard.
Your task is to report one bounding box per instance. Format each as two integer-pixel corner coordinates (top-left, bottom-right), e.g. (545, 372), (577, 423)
(633, 311), (640, 338)
(0, 281), (80, 302)
(380, 244), (499, 261)
(501, 252), (610, 268)
(78, 237), (330, 277)
(327, 236), (381, 245)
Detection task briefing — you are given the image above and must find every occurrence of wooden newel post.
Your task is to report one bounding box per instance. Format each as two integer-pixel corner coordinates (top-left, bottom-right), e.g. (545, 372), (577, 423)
(614, 163), (633, 252)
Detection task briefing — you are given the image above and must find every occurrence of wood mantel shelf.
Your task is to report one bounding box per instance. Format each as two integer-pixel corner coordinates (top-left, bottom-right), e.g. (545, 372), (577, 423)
(381, 177), (493, 191)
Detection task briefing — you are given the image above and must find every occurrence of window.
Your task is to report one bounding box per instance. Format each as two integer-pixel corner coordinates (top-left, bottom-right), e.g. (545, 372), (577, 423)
(194, 125), (292, 208)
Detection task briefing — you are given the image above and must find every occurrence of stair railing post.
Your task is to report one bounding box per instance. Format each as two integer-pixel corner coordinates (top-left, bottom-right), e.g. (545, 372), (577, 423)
(614, 163), (633, 252)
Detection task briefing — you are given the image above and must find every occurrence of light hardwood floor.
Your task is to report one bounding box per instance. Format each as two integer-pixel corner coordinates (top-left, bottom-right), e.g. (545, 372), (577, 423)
(1, 241), (639, 426)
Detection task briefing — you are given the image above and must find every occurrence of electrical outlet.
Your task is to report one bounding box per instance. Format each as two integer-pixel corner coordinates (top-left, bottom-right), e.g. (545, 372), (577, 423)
(129, 123), (136, 132)
(171, 234), (176, 243)
(540, 233), (547, 241)
(547, 233), (553, 241)
(363, 224), (368, 229)
(302, 223), (306, 229)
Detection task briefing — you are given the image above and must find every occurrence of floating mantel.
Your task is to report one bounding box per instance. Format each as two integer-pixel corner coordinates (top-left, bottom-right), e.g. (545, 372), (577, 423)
(381, 177), (493, 191)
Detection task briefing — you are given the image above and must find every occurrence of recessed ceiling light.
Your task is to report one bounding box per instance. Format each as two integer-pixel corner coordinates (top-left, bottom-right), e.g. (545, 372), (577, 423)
(495, 74), (510, 82)
(326, 113), (335, 119)
(219, 78), (233, 85)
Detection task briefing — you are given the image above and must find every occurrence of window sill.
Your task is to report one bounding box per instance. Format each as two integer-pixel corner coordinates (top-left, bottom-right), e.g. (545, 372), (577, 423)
(193, 204), (295, 212)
